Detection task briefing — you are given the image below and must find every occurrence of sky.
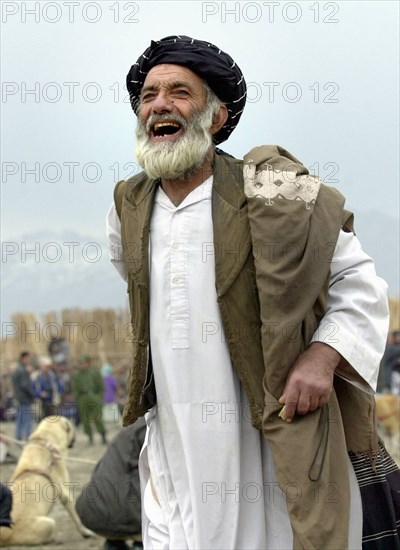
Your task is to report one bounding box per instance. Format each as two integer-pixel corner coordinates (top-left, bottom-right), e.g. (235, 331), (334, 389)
(1, 0), (399, 327)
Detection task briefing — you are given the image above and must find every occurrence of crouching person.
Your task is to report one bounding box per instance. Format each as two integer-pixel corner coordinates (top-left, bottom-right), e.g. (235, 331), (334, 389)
(75, 418), (146, 550)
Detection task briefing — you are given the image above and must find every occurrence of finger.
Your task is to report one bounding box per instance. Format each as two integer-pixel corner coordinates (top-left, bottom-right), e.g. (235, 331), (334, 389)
(318, 395), (330, 408)
(309, 396), (320, 412)
(281, 391), (299, 422)
(278, 389), (287, 405)
(296, 393), (311, 416)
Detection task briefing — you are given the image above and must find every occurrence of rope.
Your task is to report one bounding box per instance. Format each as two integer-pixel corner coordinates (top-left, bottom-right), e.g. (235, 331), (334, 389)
(308, 405), (330, 482)
(0, 433), (97, 465)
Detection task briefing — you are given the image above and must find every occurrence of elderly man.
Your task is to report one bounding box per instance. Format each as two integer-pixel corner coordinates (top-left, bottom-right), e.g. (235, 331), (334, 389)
(107, 36), (399, 549)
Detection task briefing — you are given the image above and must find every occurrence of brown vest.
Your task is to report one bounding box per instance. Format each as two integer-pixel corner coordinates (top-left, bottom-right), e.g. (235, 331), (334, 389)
(115, 147), (378, 549)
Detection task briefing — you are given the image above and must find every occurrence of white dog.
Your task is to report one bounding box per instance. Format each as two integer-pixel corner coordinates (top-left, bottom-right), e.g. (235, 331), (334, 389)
(0, 416), (95, 546)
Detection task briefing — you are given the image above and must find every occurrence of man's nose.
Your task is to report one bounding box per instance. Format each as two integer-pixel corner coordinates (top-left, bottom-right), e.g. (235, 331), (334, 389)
(151, 91), (174, 114)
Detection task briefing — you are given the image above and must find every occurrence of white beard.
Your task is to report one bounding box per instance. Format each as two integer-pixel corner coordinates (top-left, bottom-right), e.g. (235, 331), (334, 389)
(135, 103), (216, 180)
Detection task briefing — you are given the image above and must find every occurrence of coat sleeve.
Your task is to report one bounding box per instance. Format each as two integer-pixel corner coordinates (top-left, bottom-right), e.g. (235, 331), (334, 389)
(310, 229), (390, 392)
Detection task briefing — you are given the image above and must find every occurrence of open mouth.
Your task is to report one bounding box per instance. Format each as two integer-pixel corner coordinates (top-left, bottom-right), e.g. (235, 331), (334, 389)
(152, 121), (182, 139)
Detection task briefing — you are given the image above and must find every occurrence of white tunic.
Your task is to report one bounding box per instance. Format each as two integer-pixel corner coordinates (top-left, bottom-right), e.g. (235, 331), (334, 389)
(106, 177), (389, 549)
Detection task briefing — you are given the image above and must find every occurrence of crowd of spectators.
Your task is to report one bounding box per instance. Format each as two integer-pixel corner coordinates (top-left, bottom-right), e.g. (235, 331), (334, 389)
(0, 348), (130, 442)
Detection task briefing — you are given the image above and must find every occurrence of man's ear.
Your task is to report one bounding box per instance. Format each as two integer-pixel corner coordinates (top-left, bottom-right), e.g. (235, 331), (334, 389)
(210, 105), (228, 136)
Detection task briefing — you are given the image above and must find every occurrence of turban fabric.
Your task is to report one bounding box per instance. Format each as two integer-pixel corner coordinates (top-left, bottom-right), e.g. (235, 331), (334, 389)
(126, 35), (247, 144)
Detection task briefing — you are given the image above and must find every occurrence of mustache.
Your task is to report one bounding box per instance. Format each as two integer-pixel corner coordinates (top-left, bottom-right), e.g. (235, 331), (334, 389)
(145, 112), (188, 134)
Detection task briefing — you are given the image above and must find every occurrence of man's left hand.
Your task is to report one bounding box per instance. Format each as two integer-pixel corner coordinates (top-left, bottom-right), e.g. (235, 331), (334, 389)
(278, 342), (342, 422)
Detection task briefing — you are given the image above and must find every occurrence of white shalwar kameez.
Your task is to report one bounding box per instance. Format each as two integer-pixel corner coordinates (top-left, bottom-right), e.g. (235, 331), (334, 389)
(107, 176), (389, 550)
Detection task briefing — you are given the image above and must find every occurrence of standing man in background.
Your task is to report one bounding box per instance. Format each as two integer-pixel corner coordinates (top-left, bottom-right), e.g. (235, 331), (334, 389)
(34, 356), (63, 418)
(72, 355), (107, 445)
(11, 351), (35, 441)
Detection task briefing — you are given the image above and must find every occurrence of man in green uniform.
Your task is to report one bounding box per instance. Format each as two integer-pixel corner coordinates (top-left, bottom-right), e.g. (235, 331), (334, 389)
(72, 355), (107, 445)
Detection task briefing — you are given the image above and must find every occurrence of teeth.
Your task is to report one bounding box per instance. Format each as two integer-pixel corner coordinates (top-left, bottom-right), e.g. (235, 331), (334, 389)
(154, 122), (180, 130)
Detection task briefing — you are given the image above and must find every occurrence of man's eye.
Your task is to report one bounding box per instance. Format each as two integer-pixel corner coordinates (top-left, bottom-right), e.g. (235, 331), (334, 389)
(142, 93), (155, 101)
(173, 90), (189, 97)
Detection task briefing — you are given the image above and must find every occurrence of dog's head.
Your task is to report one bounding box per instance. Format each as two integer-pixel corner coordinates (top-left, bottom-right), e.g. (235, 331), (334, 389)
(30, 416), (75, 450)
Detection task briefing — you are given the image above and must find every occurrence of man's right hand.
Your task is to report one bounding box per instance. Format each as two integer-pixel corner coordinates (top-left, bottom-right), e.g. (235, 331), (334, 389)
(278, 342), (341, 422)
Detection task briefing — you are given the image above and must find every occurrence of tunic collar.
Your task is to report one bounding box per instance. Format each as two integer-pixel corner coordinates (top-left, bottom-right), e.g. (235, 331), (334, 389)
(155, 176), (213, 211)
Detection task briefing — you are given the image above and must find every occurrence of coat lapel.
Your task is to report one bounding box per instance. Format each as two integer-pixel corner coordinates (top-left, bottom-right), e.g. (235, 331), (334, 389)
(121, 174), (158, 282)
(212, 154), (252, 297)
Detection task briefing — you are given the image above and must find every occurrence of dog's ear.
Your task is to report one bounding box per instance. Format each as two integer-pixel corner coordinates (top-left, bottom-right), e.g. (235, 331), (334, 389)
(65, 417), (76, 448)
(61, 417), (69, 431)
(59, 416), (72, 433)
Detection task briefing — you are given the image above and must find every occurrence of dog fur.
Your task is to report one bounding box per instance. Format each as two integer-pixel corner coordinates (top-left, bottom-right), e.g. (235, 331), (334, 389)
(0, 416), (95, 546)
(375, 393), (400, 458)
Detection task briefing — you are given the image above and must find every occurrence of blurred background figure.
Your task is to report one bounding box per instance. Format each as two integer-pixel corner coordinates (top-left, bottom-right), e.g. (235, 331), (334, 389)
(34, 356), (64, 419)
(48, 334), (70, 366)
(0, 365), (15, 422)
(115, 365), (129, 417)
(56, 362), (78, 423)
(11, 351), (35, 440)
(378, 331), (400, 394)
(0, 483), (12, 529)
(72, 355), (107, 445)
(101, 363), (119, 424)
(388, 331), (400, 394)
(0, 434), (17, 465)
(377, 332), (394, 392)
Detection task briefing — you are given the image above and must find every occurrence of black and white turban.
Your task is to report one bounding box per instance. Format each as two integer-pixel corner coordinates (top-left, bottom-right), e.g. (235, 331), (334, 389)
(126, 35), (247, 145)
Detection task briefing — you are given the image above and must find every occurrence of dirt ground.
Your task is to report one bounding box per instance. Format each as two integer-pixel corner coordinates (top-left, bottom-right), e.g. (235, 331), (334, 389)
(0, 417), (125, 550)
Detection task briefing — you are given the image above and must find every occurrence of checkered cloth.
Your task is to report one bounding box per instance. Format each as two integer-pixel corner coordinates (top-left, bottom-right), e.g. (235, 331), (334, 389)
(350, 441), (400, 549)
